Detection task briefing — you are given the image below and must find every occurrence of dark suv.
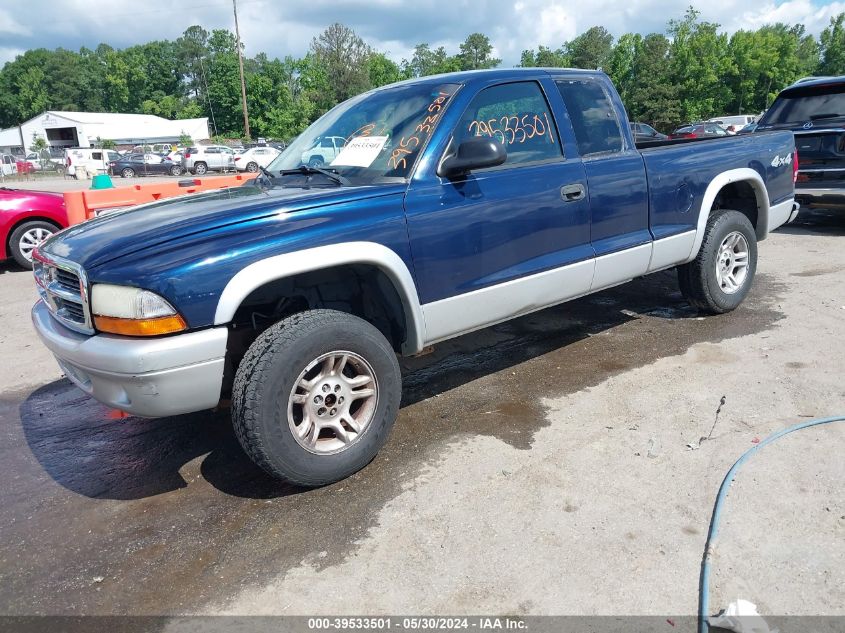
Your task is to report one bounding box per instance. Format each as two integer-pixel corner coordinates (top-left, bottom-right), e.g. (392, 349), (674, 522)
(756, 76), (845, 208)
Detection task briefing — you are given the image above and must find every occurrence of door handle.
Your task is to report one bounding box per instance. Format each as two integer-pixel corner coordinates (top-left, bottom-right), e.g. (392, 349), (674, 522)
(561, 183), (586, 201)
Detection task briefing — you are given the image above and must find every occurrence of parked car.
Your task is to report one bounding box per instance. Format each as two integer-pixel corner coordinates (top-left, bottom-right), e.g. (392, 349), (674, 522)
(755, 75), (845, 209)
(24, 151), (65, 173)
(234, 146), (281, 172)
(31, 68), (797, 486)
(109, 153), (184, 178)
(630, 122), (668, 143)
(181, 145), (236, 175)
(669, 123), (729, 139)
(300, 136), (346, 166)
(0, 187), (68, 269)
(707, 115), (757, 133)
(1, 154), (18, 177)
(65, 148), (122, 178)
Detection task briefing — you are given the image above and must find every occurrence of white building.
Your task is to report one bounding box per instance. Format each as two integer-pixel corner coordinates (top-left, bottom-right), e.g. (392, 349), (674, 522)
(0, 111), (210, 154)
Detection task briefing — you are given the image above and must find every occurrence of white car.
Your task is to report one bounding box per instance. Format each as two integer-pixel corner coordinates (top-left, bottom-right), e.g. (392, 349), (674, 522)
(65, 148), (122, 178)
(300, 136), (346, 167)
(234, 147), (281, 172)
(706, 115), (757, 134)
(1, 154), (18, 177)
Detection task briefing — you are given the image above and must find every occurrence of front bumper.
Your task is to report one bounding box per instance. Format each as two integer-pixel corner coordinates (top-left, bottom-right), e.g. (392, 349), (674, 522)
(32, 300), (228, 418)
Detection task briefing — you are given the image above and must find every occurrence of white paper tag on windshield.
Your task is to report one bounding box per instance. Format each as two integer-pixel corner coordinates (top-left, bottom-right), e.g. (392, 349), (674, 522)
(331, 136), (388, 168)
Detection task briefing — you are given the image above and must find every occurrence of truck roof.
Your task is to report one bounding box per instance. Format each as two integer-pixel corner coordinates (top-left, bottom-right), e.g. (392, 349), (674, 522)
(372, 67), (607, 92)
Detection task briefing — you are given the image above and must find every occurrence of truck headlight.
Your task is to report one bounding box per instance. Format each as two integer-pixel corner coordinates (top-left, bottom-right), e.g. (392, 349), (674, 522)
(91, 284), (187, 336)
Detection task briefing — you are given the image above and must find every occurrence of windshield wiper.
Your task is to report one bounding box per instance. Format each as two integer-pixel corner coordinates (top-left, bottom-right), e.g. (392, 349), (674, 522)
(278, 165), (351, 186)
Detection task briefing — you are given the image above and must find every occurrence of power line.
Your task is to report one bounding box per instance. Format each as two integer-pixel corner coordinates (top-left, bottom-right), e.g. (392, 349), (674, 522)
(233, 0), (251, 139)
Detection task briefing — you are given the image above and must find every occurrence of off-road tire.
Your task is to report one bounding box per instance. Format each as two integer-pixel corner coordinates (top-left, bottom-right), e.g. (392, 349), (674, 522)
(232, 309), (401, 487)
(678, 209), (757, 314)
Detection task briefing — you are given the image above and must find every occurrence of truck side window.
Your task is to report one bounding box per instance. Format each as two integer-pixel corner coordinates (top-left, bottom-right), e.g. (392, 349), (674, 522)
(455, 81), (562, 168)
(556, 79), (624, 156)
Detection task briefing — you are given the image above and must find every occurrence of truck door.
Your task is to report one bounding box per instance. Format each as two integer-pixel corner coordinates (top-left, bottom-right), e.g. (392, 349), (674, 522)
(404, 79), (593, 343)
(554, 78), (651, 290)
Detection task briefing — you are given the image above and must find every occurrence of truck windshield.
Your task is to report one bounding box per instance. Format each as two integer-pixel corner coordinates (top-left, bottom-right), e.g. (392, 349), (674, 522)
(266, 82), (460, 184)
(759, 84), (845, 126)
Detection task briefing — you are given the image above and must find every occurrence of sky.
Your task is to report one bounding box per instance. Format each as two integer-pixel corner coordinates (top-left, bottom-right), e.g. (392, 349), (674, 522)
(1, 0), (844, 68)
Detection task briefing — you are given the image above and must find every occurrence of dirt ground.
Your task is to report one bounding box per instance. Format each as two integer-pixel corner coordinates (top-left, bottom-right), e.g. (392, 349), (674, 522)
(0, 206), (842, 621)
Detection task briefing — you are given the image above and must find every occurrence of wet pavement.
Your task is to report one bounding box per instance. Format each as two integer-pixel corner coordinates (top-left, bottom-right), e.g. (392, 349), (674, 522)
(0, 207), (842, 617)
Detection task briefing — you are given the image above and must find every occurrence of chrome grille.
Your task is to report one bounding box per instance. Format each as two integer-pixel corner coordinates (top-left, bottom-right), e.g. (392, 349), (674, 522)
(33, 254), (94, 335)
(55, 268), (81, 294)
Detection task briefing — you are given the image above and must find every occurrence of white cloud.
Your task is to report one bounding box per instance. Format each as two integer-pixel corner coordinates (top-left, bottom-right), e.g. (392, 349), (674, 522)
(725, 0), (845, 33)
(0, 8), (30, 35)
(0, 47), (25, 66)
(0, 0), (844, 68)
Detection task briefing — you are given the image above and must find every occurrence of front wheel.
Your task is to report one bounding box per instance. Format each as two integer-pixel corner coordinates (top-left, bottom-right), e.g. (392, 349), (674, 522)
(232, 309), (401, 487)
(308, 156), (325, 168)
(678, 209), (757, 314)
(9, 221), (59, 269)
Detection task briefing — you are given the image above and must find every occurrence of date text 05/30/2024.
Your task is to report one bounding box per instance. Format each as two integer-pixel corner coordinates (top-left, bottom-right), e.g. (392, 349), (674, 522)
(308, 617), (528, 630)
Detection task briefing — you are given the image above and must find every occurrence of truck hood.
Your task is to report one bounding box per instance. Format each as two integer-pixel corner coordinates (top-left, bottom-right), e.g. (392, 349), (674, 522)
(39, 183), (405, 270)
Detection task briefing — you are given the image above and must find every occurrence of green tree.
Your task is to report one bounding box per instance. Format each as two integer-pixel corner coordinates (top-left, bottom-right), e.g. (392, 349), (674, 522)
(819, 13), (845, 75)
(367, 52), (402, 87)
(310, 23), (372, 103)
(567, 26), (614, 69)
(458, 33), (500, 70)
(626, 34), (682, 130)
(519, 46), (569, 68)
(606, 33), (642, 105)
(668, 7), (732, 121)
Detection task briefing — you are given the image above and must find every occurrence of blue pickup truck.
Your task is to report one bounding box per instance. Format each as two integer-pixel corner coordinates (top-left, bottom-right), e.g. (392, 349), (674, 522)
(32, 69), (797, 486)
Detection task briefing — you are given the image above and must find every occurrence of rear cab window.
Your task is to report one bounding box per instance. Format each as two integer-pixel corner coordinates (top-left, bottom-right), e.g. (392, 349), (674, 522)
(454, 81), (563, 168)
(556, 78), (625, 156)
(760, 82), (845, 127)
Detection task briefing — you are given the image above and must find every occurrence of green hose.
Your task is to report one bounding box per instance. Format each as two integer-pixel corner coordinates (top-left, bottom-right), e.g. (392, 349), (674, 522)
(698, 415), (845, 633)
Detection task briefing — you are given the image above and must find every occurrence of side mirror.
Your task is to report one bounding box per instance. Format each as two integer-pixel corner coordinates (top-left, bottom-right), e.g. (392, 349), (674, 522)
(437, 137), (507, 178)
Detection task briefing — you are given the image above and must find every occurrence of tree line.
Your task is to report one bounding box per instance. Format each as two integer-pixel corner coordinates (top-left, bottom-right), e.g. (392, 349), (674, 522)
(0, 7), (843, 140)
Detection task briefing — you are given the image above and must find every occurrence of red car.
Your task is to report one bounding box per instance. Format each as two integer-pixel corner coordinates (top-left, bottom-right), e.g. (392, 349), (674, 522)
(0, 187), (68, 269)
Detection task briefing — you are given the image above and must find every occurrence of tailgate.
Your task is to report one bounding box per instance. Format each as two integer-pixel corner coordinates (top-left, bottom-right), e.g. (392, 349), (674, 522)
(795, 129), (845, 190)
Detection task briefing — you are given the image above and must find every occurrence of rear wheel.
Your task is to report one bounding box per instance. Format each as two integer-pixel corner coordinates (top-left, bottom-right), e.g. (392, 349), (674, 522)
(678, 209), (757, 313)
(308, 156), (325, 167)
(246, 161), (259, 173)
(9, 220), (59, 269)
(232, 309), (401, 487)
(169, 164), (183, 176)
(121, 167), (135, 178)
(193, 162), (208, 175)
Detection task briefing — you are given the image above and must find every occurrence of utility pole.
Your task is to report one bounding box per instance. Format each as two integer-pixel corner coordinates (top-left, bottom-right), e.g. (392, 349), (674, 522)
(233, 0), (251, 139)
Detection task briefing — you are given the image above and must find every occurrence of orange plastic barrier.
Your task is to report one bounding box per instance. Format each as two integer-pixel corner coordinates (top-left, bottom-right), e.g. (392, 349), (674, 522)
(63, 173), (258, 225)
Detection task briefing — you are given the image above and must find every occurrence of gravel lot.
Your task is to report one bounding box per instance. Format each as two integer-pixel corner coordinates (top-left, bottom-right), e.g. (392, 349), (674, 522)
(0, 205), (842, 621)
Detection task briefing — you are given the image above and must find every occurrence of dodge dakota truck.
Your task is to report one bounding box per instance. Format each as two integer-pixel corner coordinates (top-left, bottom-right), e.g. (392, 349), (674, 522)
(31, 69), (798, 486)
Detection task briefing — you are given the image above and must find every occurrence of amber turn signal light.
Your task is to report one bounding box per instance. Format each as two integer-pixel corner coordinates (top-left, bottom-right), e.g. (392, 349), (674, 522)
(93, 314), (187, 336)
